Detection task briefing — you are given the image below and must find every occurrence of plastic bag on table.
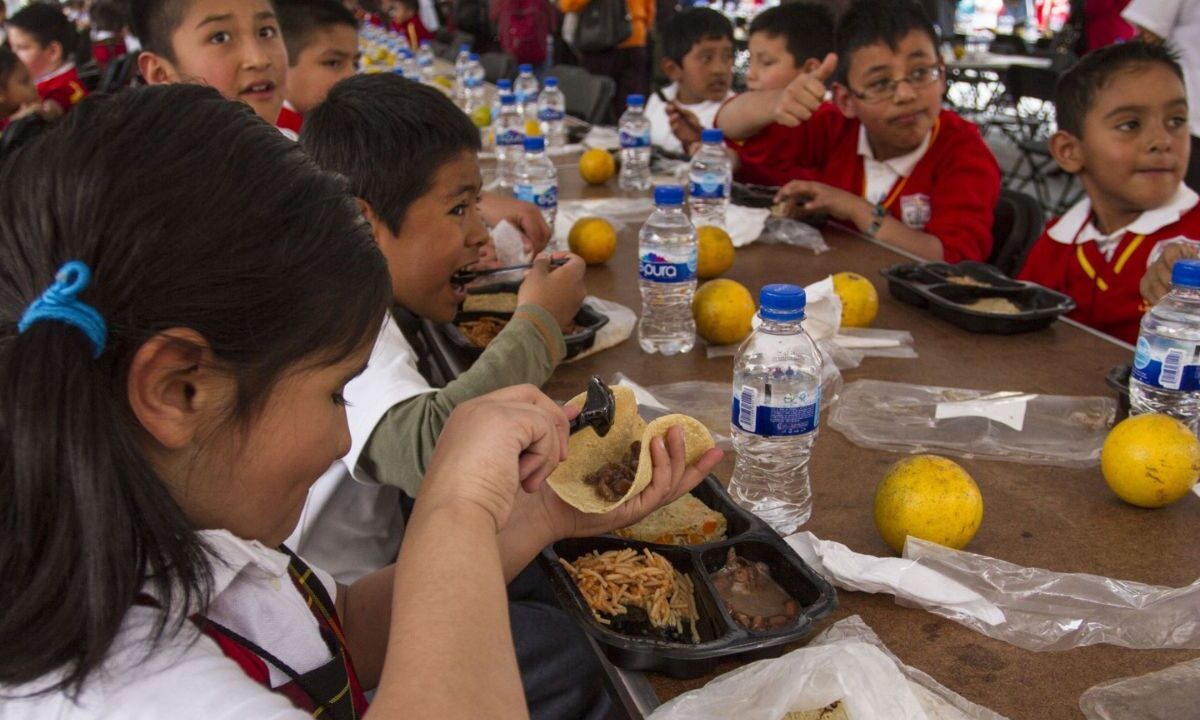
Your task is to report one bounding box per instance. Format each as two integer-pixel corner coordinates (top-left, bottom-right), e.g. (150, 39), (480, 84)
(828, 379), (1117, 467)
(900, 537), (1200, 652)
(758, 216), (829, 253)
(1079, 657), (1200, 719)
(647, 615), (1004, 720)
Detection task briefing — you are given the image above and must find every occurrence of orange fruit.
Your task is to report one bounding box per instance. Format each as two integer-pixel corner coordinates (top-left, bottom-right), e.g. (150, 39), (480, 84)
(832, 271), (879, 328)
(1101, 414), (1200, 507)
(696, 226), (735, 279)
(874, 455), (983, 555)
(579, 148), (616, 185)
(692, 279), (755, 346)
(567, 217), (617, 265)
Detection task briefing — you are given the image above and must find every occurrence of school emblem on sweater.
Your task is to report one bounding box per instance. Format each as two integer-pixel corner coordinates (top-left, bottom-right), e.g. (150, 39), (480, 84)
(901, 193), (932, 230)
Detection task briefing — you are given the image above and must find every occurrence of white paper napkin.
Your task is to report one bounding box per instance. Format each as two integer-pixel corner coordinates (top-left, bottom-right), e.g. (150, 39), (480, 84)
(786, 532), (1006, 627)
(726, 205), (772, 248)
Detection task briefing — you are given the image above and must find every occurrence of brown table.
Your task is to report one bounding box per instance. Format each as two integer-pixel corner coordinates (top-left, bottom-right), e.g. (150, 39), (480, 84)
(541, 171), (1200, 719)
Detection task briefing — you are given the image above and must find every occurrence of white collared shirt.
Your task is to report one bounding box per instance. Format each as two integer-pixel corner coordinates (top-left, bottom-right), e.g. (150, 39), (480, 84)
(35, 61), (77, 85)
(1047, 184), (1200, 262)
(0, 531), (330, 719)
(645, 83), (735, 155)
(857, 124), (933, 205)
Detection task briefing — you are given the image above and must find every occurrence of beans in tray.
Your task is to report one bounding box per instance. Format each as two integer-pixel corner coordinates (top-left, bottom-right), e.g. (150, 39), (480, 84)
(710, 548), (799, 632)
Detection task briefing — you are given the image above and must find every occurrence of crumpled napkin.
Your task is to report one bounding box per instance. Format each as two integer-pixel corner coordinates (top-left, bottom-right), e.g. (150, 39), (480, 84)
(566, 296), (636, 363)
(786, 531), (1006, 627)
(726, 204), (772, 248)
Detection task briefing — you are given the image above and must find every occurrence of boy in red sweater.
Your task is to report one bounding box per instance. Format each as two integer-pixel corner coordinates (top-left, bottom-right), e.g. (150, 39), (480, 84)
(276, 0), (361, 135)
(6, 3), (87, 116)
(717, 0), (999, 263)
(1019, 42), (1199, 344)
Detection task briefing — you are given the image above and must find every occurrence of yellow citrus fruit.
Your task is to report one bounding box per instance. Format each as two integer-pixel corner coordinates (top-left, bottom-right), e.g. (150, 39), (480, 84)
(696, 225), (735, 279)
(692, 279), (756, 346)
(874, 455), (983, 555)
(524, 118), (542, 137)
(433, 74), (454, 90)
(1100, 414), (1200, 508)
(469, 104), (492, 129)
(832, 271), (879, 328)
(579, 148), (616, 185)
(567, 217), (617, 265)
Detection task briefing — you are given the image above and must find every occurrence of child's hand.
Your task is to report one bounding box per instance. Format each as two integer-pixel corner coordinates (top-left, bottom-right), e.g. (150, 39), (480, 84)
(775, 179), (868, 222)
(772, 53), (836, 127)
(516, 253), (586, 330)
(1142, 241), (1200, 305)
(666, 102), (704, 151)
(479, 191), (553, 254)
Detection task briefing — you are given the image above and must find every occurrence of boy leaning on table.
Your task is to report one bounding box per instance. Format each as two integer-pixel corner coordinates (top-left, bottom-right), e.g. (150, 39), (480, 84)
(716, 0), (1000, 263)
(1018, 41), (1200, 345)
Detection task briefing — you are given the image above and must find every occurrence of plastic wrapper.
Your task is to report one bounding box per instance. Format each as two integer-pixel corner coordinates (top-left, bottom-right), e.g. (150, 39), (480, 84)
(648, 615), (1005, 720)
(900, 537), (1200, 652)
(828, 380), (1116, 467)
(758, 216), (830, 253)
(1079, 657), (1200, 719)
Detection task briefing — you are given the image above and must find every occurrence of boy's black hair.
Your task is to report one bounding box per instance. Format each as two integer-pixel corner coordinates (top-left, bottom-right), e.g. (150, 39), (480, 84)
(277, 0), (358, 67)
(1056, 41), (1185, 138)
(7, 2), (78, 55)
(748, 2), (835, 67)
(301, 73), (481, 233)
(90, 1), (129, 35)
(660, 7), (734, 66)
(0, 84), (390, 697)
(833, 0), (939, 84)
(0, 47), (20, 85)
(130, 0), (189, 60)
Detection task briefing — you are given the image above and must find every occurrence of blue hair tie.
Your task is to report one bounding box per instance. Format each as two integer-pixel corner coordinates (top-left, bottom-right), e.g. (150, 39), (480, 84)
(18, 261), (108, 358)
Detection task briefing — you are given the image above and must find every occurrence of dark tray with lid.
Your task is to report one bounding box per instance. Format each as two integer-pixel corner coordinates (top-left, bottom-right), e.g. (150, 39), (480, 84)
(538, 474), (837, 679)
(881, 261), (1076, 334)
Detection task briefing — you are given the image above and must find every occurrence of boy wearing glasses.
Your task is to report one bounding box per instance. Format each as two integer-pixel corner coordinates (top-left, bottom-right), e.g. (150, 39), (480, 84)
(717, 0), (999, 262)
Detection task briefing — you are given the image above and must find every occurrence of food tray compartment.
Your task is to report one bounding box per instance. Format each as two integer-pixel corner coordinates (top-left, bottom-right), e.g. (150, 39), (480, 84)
(923, 284), (1075, 334)
(918, 261), (1025, 289)
(441, 304), (609, 361)
(688, 474), (758, 540)
(731, 182), (781, 209)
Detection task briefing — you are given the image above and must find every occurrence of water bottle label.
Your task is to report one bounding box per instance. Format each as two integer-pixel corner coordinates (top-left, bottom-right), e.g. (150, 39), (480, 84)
(515, 182), (558, 211)
(639, 250), (697, 284)
(732, 385), (820, 436)
(1132, 335), (1200, 391)
(538, 108), (564, 122)
(620, 130), (650, 148)
(689, 174), (727, 200)
(496, 129), (524, 146)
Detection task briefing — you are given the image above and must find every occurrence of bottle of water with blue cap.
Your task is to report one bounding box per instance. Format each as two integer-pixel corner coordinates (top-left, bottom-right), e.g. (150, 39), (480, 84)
(619, 95), (652, 191)
(537, 77), (566, 148)
(514, 63), (540, 118)
(493, 78), (513, 124)
(730, 284), (823, 534)
(514, 136), (558, 237)
(494, 93), (525, 190)
(638, 185), (697, 354)
(1130, 257), (1200, 434)
(688, 128), (731, 230)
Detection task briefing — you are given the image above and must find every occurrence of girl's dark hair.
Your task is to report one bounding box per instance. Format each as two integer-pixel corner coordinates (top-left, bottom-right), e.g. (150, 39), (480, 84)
(0, 85), (391, 696)
(7, 2), (79, 55)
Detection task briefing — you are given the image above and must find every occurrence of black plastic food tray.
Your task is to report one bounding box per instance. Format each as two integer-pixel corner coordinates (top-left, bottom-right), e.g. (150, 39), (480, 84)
(539, 475), (837, 679)
(440, 285), (610, 362)
(1107, 363), (1132, 417)
(731, 182), (780, 209)
(881, 261), (1076, 334)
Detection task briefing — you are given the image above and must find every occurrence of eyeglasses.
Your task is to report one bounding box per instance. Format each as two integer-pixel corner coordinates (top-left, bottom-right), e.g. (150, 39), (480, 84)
(845, 65), (944, 103)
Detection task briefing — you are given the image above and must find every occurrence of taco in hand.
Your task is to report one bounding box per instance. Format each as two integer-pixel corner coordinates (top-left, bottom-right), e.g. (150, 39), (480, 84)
(548, 386), (715, 513)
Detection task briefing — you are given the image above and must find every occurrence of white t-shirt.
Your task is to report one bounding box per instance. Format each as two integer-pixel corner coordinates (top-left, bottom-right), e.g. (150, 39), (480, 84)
(644, 83), (734, 155)
(857, 124), (933, 205)
(285, 313), (433, 584)
(0, 531), (336, 719)
(1123, 0), (1200, 137)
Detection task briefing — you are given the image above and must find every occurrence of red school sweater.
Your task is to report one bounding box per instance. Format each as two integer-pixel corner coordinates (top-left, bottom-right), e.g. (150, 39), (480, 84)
(724, 103), (1000, 263)
(277, 101), (303, 135)
(1018, 191), (1200, 344)
(37, 64), (88, 115)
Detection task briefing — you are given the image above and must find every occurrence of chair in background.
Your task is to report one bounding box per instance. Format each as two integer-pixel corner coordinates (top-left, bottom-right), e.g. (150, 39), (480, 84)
(432, 30), (474, 61)
(988, 189), (1045, 276)
(547, 64), (615, 125)
(1000, 64), (1082, 216)
(479, 52), (516, 83)
(97, 54), (138, 95)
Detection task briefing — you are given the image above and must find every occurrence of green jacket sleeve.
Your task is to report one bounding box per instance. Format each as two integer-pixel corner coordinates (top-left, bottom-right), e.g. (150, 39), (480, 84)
(355, 304), (566, 496)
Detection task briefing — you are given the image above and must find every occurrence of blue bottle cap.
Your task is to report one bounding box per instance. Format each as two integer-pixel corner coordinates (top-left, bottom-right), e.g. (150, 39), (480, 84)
(524, 136), (546, 151)
(420, 39), (431, 47)
(399, 48), (413, 58)
(519, 64), (534, 73)
(499, 93), (516, 105)
(654, 185), (685, 206)
(544, 76), (558, 87)
(701, 128), (724, 143)
(497, 78), (513, 89)
(1172, 258), (1200, 289)
(758, 284), (806, 321)
(468, 53), (480, 61)
(459, 43), (471, 51)
(627, 94), (646, 107)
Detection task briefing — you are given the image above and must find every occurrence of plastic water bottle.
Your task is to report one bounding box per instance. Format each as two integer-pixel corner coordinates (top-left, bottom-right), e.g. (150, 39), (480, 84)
(466, 53), (485, 89)
(494, 93), (525, 190)
(514, 136), (559, 242)
(729, 284), (823, 534)
(396, 48), (418, 81)
(418, 56), (435, 85)
(464, 76), (491, 146)
(619, 95), (652, 191)
(1130, 258), (1200, 435)
(416, 39), (434, 68)
(453, 43), (472, 106)
(688, 128), (732, 230)
(538, 77), (566, 148)
(638, 185), (697, 354)
(492, 78), (513, 122)
(514, 64), (540, 118)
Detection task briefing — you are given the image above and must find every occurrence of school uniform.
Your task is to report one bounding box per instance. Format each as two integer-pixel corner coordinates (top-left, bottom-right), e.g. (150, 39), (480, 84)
(0, 530), (363, 719)
(724, 102), (1001, 263)
(1018, 185), (1200, 344)
(91, 32), (128, 71)
(391, 16), (433, 48)
(36, 63), (88, 115)
(277, 101), (304, 136)
(644, 83), (734, 155)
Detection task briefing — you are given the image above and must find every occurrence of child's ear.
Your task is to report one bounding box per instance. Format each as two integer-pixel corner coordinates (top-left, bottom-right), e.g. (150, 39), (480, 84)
(661, 57), (683, 83)
(1049, 130), (1084, 174)
(800, 57), (821, 74)
(127, 329), (228, 451)
(137, 51), (179, 86)
(832, 83), (857, 119)
(356, 198), (398, 246)
(47, 41), (64, 67)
